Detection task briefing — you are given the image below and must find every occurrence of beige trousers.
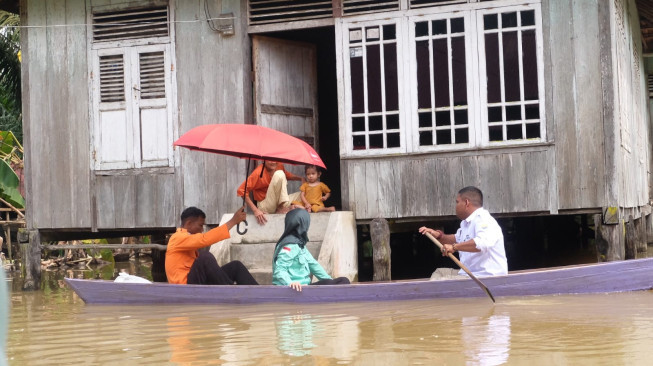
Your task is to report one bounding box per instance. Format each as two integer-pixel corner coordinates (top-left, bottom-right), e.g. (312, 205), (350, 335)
(257, 170), (301, 214)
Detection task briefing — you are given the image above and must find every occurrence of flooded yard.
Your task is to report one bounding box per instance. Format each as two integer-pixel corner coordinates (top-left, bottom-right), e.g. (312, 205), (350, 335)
(4, 258), (653, 365)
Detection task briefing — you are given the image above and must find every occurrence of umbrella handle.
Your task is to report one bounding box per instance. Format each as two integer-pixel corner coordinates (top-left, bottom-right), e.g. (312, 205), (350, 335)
(237, 220), (248, 235)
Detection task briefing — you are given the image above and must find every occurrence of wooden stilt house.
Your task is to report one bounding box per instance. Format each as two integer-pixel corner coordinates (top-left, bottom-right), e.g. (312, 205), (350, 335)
(3, 0), (652, 288)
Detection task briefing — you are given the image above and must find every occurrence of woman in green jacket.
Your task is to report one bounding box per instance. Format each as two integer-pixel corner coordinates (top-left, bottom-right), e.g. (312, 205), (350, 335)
(272, 209), (350, 291)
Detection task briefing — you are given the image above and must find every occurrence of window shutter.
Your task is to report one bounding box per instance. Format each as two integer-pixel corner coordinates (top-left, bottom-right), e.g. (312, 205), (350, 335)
(248, 0), (333, 25)
(343, 0), (399, 15)
(139, 51), (166, 99)
(648, 74), (653, 97)
(99, 55), (125, 103)
(92, 6), (169, 43)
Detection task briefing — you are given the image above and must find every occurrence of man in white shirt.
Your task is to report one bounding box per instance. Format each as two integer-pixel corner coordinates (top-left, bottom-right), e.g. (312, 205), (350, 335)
(419, 186), (508, 277)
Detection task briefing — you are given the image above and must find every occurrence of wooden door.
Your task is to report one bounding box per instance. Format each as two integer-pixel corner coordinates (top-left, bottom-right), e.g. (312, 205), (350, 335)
(252, 36), (318, 182)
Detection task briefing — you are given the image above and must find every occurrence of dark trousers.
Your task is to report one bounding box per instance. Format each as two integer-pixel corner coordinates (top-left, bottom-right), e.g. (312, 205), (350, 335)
(187, 251), (258, 285)
(312, 277), (351, 286)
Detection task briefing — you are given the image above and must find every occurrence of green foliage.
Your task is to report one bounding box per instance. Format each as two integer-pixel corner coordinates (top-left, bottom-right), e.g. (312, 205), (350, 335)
(0, 11), (21, 143)
(0, 158), (23, 207)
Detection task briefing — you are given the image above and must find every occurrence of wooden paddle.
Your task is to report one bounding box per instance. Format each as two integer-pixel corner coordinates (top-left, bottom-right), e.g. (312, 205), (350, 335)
(425, 232), (495, 303)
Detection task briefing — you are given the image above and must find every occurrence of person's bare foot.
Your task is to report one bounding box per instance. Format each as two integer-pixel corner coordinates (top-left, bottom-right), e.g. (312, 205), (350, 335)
(325, 206), (336, 212)
(275, 206), (291, 214)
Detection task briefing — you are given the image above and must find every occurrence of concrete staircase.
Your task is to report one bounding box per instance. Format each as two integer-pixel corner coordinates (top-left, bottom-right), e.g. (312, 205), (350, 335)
(210, 211), (358, 285)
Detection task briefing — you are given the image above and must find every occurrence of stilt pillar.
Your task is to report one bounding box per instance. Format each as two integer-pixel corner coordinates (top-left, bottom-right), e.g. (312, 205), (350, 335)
(150, 232), (167, 283)
(370, 218), (391, 281)
(634, 216), (647, 253)
(625, 216), (637, 259)
(20, 230), (41, 290)
(594, 212), (624, 262)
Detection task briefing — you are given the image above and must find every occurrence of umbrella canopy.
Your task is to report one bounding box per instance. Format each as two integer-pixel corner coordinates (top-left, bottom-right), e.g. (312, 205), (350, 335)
(173, 124), (325, 169)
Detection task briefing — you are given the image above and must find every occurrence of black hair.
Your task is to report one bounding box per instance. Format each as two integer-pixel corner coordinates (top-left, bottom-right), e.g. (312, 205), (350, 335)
(305, 164), (321, 174)
(180, 206), (206, 225)
(458, 186), (483, 207)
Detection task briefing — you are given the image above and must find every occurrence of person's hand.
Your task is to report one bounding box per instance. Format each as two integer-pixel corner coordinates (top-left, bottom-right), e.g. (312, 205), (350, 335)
(418, 227), (443, 239)
(226, 206), (246, 229)
(304, 203), (312, 212)
(254, 208), (267, 225)
(441, 244), (455, 257)
(320, 195), (327, 202)
(290, 282), (302, 292)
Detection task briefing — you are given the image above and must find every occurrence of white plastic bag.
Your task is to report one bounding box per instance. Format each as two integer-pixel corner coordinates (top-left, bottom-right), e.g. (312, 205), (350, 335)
(114, 272), (152, 284)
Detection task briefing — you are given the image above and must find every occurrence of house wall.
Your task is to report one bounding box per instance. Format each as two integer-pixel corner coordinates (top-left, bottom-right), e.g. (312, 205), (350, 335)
(22, 0), (253, 232)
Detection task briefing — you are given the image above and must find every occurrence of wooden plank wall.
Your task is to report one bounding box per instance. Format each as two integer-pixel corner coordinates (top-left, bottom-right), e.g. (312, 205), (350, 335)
(613, 0), (650, 210)
(174, 0), (253, 224)
(23, 0), (91, 230)
(547, 0), (605, 211)
(342, 148), (553, 219)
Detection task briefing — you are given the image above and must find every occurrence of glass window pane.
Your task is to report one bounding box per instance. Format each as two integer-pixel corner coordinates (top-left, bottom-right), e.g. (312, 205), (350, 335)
(416, 21), (429, 37)
(353, 135), (366, 150)
(454, 109), (468, 125)
(506, 105), (521, 121)
(349, 29), (362, 43)
(416, 40), (431, 109)
(485, 33), (501, 104)
(502, 31), (520, 102)
(383, 24), (396, 40)
(387, 114), (399, 130)
(350, 49), (364, 114)
(436, 111), (451, 126)
(369, 134), (383, 149)
(488, 106), (503, 122)
(352, 117), (365, 132)
(366, 27), (380, 41)
(436, 130), (451, 145)
(419, 112), (432, 128)
(420, 131), (433, 146)
(432, 19), (447, 35)
(384, 43), (399, 111)
(387, 133), (400, 148)
(521, 10), (535, 27)
(451, 36), (467, 106)
(369, 115), (383, 131)
(433, 38), (450, 108)
(489, 125), (503, 141)
(507, 124), (523, 140)
(451, 17), (464, 33)
(454, 128), (469, 144)
(522, 30), (539, 101)
(525, 104), (539, 119)
(526, 123), (540, 139)
(484, 14), (498, 30)
(502, 12), (518, 28)
(366, 44), (382, 113)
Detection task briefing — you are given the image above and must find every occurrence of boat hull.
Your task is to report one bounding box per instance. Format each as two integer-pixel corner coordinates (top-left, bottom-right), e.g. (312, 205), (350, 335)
(64, 258), (653, 304)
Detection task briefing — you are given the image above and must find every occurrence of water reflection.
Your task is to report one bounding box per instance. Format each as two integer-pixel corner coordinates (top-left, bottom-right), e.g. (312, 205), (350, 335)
(462, 314), (510, 366)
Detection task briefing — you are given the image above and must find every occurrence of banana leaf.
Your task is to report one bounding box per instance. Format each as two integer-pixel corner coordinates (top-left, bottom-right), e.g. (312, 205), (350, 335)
(0, 158), (23, 208)
(0, 130), (21, 156)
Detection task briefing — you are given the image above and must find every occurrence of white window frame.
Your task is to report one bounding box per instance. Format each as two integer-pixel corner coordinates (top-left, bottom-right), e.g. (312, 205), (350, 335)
(337, 1), (546, 156)
(339, 17), (411, 156)
(88, 2), (178, 171)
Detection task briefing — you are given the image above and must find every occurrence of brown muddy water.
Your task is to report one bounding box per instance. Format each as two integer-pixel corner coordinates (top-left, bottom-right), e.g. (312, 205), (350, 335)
(4, 259), (653, 365)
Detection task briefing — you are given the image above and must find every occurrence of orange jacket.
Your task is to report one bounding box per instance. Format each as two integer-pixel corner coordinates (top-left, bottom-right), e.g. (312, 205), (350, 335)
(236, 163), (299, 202)
(165, 225), (230, 284)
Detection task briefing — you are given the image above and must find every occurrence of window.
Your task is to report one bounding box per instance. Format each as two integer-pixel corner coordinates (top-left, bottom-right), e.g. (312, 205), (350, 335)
(90, 3), (175, 170)
(339, 3), (545, 155)
(344, 21), (404, 153)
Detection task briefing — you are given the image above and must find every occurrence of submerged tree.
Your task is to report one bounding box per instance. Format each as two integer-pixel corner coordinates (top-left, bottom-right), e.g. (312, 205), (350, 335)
(0, 10), (21, 143)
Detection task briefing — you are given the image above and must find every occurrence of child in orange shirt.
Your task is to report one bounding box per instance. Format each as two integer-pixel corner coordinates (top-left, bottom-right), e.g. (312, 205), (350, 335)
(293, 165), (335, 213)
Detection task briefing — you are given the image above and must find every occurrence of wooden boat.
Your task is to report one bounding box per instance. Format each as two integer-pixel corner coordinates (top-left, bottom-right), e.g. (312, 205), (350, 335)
(64, 257), (653, 304)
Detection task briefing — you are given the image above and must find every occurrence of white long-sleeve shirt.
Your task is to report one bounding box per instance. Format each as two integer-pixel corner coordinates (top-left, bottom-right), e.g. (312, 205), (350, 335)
(455, 207), (508, 277)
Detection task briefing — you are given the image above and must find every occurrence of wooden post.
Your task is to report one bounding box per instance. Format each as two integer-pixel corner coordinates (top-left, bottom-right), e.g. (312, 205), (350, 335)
(21, 230), (41, 290)
(646, 213), (653, 245)
(3, 225), (10, 260)
(150, 232), (168, 283)
(625, 215), (636, 259)
(370, 218), (391, 281)
(594, 214), (624, 261)
(634, 216), (647, 253)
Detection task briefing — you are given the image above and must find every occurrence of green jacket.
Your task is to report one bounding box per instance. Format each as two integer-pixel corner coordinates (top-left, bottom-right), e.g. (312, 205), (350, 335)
(272, 243), (331, 286)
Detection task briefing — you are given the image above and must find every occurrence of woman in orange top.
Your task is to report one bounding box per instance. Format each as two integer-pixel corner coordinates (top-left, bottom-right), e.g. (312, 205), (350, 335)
(237, 161), (304, 225)
(165, 206), (258, 285)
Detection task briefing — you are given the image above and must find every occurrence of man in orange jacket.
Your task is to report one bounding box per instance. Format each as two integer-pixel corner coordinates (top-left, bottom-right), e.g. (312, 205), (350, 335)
(165, 206), (258, 285)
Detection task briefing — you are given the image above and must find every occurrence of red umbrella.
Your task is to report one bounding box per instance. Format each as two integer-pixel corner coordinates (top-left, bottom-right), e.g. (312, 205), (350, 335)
(173, 124), (326, 233)
(173, 124), (325, 168)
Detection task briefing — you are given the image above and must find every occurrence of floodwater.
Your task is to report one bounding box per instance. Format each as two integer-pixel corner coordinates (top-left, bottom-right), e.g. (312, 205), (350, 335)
(4, 260), (653, 365)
